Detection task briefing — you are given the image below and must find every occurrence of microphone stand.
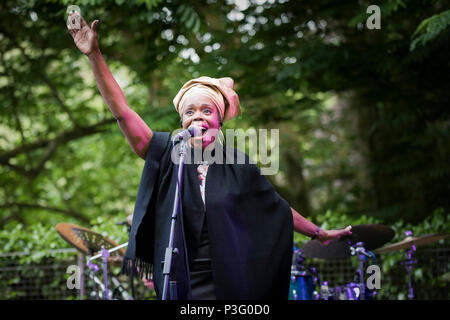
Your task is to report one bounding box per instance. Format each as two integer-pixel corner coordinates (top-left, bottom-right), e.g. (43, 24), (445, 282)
(161, 137), (189, 300)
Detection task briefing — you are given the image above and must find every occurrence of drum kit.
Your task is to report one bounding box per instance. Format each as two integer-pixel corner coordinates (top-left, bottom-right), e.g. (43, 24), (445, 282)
(55, 218), (449, 300)
(289, 224), (450, 300)
(55, 216), (137, 300)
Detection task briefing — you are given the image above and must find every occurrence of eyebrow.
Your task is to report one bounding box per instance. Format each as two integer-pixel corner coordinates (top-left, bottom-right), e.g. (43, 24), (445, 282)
(185, 104), (214, 109)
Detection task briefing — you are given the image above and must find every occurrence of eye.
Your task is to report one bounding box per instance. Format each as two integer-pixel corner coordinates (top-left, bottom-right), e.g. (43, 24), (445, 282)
(203, 109), (212, 114)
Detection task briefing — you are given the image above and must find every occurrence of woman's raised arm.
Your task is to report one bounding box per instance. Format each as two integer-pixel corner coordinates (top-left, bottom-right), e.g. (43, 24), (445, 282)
(67, 12), (152, 159)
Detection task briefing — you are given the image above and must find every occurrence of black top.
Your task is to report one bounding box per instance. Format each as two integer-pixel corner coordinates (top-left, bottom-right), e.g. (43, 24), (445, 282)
(189, 219), (216, 299)
(187, 163), (215, 299)
(122, 132), (293, 300)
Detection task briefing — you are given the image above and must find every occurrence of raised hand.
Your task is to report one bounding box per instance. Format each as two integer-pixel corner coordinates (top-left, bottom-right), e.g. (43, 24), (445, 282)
(67, 12), (99, 56)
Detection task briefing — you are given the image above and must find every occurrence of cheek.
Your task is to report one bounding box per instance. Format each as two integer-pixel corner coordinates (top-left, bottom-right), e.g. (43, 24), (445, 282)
(181, 116), (191, 128)
(209, 114), (221, 128)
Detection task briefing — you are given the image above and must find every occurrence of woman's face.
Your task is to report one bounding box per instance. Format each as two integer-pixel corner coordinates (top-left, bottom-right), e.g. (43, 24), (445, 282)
(181, 94), (221, 149)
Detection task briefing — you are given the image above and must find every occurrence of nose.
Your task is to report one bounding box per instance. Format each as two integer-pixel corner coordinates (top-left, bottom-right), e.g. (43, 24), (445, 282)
(190, 111), (206, 124)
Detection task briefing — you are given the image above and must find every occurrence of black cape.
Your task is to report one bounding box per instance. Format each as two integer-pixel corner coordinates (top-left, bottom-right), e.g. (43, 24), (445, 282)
(122, 132), (293, 300)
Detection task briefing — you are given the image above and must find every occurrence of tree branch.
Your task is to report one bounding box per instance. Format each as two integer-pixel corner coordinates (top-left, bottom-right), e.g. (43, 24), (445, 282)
(0, 202), (90, 224)
(3, 31), (80, 127)
(0, 117), (117, 168)
(0, 50), (34, 169)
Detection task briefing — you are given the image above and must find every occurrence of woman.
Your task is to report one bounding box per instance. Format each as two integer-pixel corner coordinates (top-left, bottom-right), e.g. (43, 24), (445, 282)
(67, 13), (352, 300)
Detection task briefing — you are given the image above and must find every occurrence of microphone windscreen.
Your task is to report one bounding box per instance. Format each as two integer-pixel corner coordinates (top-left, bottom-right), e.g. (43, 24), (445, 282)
(188, 125), (202, 137)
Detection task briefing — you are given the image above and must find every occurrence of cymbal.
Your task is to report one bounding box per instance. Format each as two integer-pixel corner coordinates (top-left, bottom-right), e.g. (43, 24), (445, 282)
(55, 222), (125, 261)
(301, 224), (395, 260)
(106, 255), (124, 267)
(374, 234), (450, 254)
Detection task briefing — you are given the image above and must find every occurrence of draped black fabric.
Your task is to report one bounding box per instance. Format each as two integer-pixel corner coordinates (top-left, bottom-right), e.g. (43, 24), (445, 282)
(122, 131), (293, 300)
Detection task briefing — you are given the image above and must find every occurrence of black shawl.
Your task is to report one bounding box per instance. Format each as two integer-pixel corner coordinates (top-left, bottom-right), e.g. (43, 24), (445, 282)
(122, 131), (293, 300)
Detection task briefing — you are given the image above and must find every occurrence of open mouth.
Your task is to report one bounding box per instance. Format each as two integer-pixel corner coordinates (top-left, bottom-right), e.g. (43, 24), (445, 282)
(195, 124), (208, 137)
(192, 125), (208, 138)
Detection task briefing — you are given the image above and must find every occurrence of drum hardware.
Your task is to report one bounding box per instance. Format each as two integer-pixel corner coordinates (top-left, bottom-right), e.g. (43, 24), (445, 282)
(298, 224), (393, 300)
(55, 222), (132, 300)
(319, 281), (332, 300)
(399, 231), (417, 300)
(374, 231), (449, 299)
(87, 242), (132, 300)
(349, 241), (376, 300)
(101, 246), (109, 299)
(55, 222), (126, 263)
(374, 232), (450, 254)
(309, 266), (321, 300)
(297, 246), (321, 298)
(87, 260), (105, 299)
(333, 285), (346, 300)
(115, 214), (133, 233)
(126, 214), (133, 229)
(88, 242), (128, 262)
(88, 245), (134, 300)
(301, 224), (395, 260)
(289, 244), (320, 300)
(294, 224), (449, 301)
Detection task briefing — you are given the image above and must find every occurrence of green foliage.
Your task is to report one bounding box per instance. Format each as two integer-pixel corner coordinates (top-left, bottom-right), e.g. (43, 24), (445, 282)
(0, 223), (74, 264)
(410, 10), (450, 51)
(175, 3), (201, 33)
(0, 0), (449, 299)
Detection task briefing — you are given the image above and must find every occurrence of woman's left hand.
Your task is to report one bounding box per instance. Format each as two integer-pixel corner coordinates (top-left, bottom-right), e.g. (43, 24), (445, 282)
(318, 225), (352, 245)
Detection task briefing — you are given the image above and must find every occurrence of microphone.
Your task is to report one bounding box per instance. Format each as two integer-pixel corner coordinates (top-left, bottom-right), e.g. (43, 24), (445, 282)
(172, 125), (202, 141)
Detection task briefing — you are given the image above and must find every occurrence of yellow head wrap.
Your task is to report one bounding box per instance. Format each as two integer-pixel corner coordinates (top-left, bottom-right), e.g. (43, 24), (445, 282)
(173, 76), (241, 122)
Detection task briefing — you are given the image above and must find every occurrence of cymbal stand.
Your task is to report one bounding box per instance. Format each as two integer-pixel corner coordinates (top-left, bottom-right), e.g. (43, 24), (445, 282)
(350, 241), (371, 300)
(87, 260), (104, 299)
(309, 266), (321, 300)
(101, 246), (109, 300)
(87, 243), (131, 300)
(400, 230), (417, 299)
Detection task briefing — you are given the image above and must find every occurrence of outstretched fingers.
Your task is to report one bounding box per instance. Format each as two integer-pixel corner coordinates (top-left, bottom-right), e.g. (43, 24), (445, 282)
(66, 12), (89, 34)
(78, 13), (89, 29)
(67, 13), (77, 37)
(91, 20), (99, 33)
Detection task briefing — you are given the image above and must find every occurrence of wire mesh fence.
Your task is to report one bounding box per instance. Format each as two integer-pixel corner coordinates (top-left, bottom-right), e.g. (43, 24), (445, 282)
(1, 241), (449, 300)
(0, 249), (155, 300)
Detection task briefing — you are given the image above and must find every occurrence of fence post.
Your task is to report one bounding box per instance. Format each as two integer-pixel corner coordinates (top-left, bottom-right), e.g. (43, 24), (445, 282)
(77, 253), (85, 300)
